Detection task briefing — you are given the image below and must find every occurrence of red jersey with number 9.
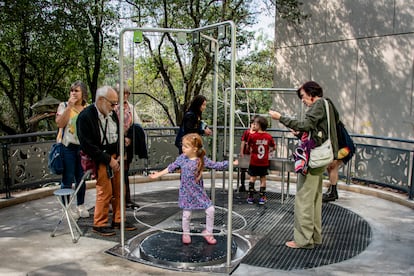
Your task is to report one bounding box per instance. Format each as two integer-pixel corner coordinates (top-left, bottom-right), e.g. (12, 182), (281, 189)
(247, 132), (276, 167)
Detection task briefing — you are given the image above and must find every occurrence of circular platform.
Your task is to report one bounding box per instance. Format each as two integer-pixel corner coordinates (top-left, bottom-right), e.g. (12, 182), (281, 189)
(139, 230), (237, 268)
(98, 189), (372, 273)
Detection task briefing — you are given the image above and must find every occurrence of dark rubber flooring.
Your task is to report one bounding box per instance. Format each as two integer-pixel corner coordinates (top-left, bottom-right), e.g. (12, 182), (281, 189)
(77, 189), (372, 271)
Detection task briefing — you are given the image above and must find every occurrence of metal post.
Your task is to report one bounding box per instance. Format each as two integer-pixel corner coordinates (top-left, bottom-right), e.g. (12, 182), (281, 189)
(226, 21), (237, 269)
(200, 33), (219, 204)
(212, 38), (219, 203)
(410, 152), (414, 200)
(119, 29), (126, 251)
(2, 143), (11, 199)
(222, 88), (230, 191)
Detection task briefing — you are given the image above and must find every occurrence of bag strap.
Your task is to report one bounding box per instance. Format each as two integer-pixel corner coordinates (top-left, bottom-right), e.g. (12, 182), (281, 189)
(324, 99), (330, 140)
(98, 118), (109, 145)
(56, 101), (68, 143)
(56, 128), (63, 143)
(309, 98), (330, 142)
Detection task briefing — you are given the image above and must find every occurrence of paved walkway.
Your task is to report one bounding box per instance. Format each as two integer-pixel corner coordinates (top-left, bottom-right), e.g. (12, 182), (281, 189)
(0, 177), (413, 275)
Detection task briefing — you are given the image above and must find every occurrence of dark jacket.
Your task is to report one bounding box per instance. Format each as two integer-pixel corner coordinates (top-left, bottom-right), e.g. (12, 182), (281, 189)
(182, 110), (204, 135)
(175, 110), (205, 149)
(77, 104), (120, 166)
(126, 123), (148, 160)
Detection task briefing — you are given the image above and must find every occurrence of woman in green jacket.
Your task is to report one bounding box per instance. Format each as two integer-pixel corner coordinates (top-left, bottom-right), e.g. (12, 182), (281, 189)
(269, 81), (338, 249)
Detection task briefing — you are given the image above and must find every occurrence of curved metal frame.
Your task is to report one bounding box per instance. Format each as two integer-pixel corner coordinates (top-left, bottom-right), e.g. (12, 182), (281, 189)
(132, 202), (248, 235)
(119, 21), (237, 267)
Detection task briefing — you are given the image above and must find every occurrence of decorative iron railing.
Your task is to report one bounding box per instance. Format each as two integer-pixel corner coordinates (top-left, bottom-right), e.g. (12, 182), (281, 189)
(1, 127), (413, 200)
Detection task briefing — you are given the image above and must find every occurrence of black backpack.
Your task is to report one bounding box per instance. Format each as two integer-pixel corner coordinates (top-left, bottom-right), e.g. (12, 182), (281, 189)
(336, 121), (355, 164)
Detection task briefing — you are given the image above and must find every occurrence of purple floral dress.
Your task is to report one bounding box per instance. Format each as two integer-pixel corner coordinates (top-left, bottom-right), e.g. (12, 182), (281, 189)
(167, 154), (229, 210)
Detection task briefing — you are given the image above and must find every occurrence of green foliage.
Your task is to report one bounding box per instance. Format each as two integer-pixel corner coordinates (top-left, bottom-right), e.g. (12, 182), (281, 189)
(123, 0), (260, 126)
(233, 39), (274, 126)
(0, 0), (119, 134)
(268, 0), (309, 25)
(0, 0), (307, 134)
(0, 0), (84, 133)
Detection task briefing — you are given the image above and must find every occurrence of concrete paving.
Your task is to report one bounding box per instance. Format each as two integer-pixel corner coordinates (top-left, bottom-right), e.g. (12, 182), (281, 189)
(0, 176), (413, 276)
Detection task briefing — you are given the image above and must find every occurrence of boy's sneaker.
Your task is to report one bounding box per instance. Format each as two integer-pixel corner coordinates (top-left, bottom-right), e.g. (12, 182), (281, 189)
(247, 196), (254, 204)
(126, 201), (140, 209)
(77, 204), (90, 218)
(259, 196), (267, 205)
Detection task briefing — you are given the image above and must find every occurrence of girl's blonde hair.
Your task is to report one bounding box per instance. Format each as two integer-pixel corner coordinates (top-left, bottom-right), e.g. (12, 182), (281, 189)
(182, 133), (206, 181)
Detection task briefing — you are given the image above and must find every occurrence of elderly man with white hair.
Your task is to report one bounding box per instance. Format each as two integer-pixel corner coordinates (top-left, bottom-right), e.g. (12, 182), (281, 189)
(77, 86), (137, 236)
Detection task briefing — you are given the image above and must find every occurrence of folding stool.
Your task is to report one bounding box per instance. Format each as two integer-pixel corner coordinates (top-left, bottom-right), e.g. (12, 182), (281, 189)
(51, 169), (92, 243)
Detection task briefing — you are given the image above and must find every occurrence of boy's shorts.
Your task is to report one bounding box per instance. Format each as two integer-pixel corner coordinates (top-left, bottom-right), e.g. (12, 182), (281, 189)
(248, 165), (269, 177)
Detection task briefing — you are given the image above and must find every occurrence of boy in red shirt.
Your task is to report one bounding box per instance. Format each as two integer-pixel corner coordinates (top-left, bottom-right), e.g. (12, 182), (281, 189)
(239, 115), (258, 192)
(246, 116), (276, 204)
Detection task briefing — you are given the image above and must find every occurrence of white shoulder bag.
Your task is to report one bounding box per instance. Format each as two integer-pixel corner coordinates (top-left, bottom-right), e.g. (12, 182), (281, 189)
(308, 99), (334, 168)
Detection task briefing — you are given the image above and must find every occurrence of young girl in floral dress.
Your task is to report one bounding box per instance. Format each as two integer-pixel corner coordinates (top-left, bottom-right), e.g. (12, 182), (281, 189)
(150, 133), (237, 245)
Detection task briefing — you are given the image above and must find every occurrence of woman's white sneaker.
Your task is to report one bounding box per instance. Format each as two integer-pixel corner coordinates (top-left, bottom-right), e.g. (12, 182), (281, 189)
(77, 204), (90, 218)
(70, 207), (80, 220)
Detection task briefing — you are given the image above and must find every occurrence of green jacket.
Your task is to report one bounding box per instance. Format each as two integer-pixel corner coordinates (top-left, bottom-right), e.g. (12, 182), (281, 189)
(279, 97), (339, 159)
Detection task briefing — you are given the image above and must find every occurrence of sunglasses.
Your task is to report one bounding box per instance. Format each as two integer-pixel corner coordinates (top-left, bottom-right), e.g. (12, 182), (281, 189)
(103, 97), (118, 107)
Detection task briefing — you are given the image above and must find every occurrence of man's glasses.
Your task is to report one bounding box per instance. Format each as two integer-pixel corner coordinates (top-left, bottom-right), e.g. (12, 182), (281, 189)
(103, 97), (118, 107)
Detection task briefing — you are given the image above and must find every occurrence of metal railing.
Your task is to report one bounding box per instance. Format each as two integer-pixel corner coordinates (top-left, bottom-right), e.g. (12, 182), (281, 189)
(1, 127), (413, 200)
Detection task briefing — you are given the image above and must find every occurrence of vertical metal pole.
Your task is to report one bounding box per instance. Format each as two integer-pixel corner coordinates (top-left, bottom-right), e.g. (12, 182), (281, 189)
(119, 29), (126, 250)
(226, 21), (236, 268)
(281, 160), (285, 203)
(410, 152), (414, 200)
(211, 39), (219, 204)
(2, 144), (11, 199)
(222, 87), (230, 191)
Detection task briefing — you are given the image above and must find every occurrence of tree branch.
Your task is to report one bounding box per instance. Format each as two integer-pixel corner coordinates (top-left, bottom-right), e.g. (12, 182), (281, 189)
(133, 92), (175, 126)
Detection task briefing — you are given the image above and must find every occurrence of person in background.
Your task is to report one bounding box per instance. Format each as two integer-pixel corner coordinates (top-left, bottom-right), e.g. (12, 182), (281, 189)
(323, 121), (355, 202)
(175, 95), (212, 154)
(324, 160), (342, 202)
(77, 86), (137, 236)
(239, 115), (258, 192)
(55, 81), (89, 219)
(150, 133), (237, 245)
(114, 83), (141, 209)
(269, 80), (339, 249)
(246, 116), (276, 205)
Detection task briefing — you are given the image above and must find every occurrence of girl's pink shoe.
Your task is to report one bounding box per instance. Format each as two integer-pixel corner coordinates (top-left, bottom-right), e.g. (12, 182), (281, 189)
(202, 230), (217, 245)
(182, 234), (191, 244)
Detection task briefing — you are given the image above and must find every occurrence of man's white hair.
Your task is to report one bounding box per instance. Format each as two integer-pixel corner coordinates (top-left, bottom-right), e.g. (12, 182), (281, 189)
(95, 85), (114, 99)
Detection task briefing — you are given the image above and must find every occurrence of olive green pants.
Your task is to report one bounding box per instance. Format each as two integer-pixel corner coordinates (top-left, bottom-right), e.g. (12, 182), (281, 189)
(293, 167), (324, 247)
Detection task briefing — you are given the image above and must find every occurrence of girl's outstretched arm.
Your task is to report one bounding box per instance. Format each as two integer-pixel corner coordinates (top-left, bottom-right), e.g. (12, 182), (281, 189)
(149, 168), (169, 179)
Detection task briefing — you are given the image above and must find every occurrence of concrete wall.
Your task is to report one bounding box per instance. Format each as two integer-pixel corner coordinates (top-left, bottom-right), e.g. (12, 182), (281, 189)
(272, 0), (414, 139)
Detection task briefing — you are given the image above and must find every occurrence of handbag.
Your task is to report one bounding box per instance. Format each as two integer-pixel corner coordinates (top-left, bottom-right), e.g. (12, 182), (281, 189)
(80, 150), (97, 179)
(48, 128), (65, 175)
(79, 118), (112, 179)
(308, 99), (334, 168)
